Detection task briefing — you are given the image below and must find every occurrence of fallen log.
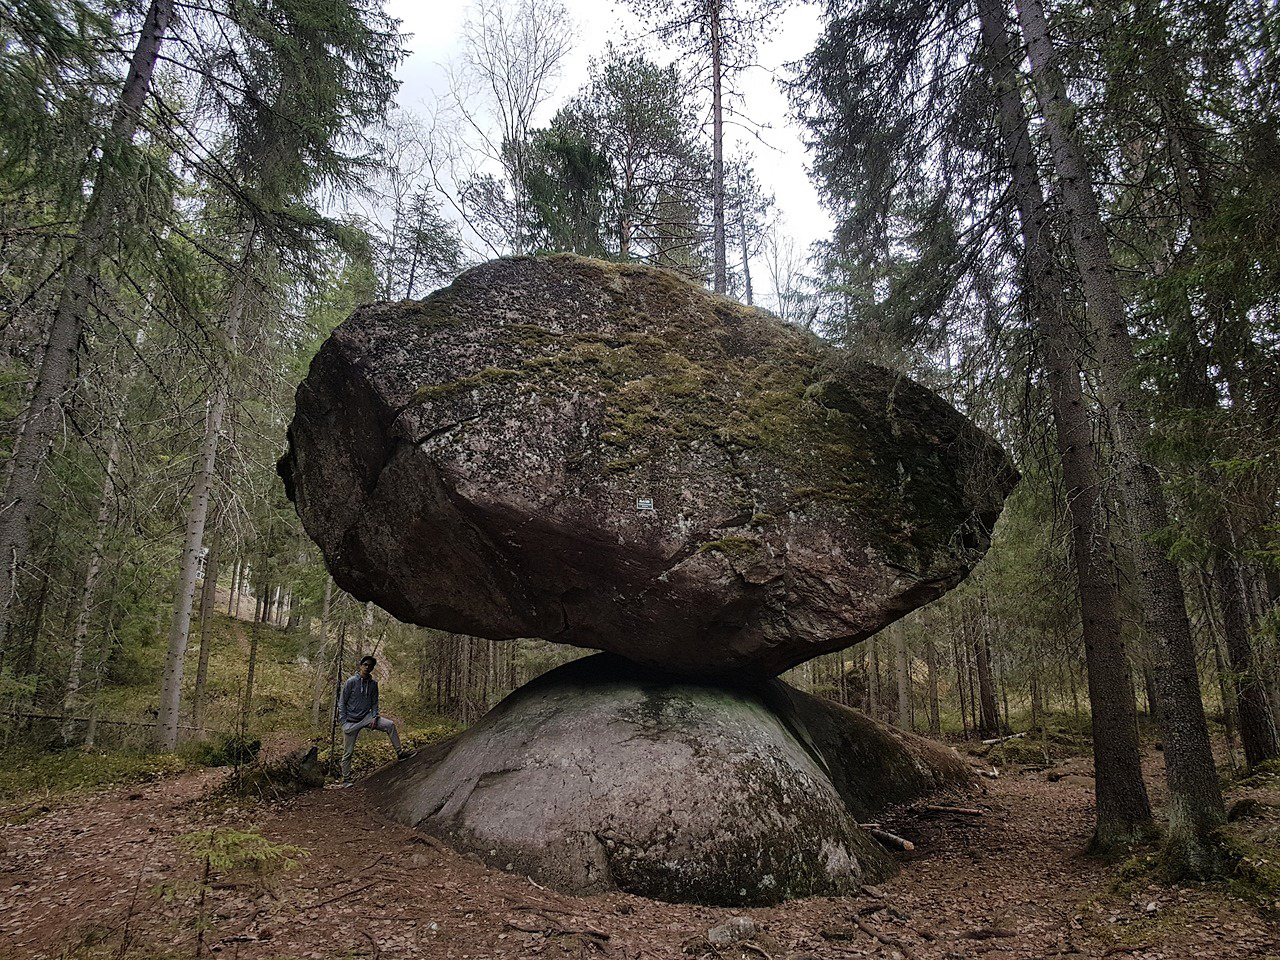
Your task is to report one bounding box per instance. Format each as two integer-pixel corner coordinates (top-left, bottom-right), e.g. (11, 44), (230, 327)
(861, 826), (915, 851)
(921, 804), (985, 816)
(981, 732), (1025, 745)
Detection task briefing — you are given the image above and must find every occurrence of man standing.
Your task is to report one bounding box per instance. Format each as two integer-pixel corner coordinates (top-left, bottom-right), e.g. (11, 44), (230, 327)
(337, 655), (413, 786)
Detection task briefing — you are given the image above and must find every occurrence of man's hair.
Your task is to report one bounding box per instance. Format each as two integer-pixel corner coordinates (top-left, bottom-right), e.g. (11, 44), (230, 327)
(359, 655), (376, 667)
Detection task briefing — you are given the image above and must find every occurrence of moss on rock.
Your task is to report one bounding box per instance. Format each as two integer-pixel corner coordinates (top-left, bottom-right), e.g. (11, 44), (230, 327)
(283, 254), (1018, 676)
(366, 655), (978, 905)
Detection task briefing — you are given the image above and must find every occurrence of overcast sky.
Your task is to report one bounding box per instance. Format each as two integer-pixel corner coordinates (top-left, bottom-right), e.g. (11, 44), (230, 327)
(382, 0), (833, 264)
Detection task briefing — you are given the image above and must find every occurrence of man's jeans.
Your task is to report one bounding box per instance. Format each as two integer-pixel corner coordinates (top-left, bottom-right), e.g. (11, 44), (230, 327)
(341, 715), (402, 780)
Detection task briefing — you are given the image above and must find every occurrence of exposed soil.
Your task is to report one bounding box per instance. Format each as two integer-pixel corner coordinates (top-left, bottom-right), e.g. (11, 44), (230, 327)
(2, 748), (1277, 960)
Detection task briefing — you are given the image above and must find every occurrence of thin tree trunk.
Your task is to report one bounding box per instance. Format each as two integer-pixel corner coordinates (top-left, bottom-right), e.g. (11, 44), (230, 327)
(1143, 663), (1160, 720)
(710, 0), (726, 293)
(61, 423), (121, 743)
(0, 0), (175, 662)
(1211, 630), (1241, 779)
(1030, 669), (1043, 731)
(925, 630), (940, 735)
(310, 577), (333, 727)
(737, 169), (754, 305)
(156, 256), (252, 751)
(1066, 654), (1084, 746)
(226, 557), (240, 616)
(868, 638), (880, 718)
(1211, 525), (1278, 769)
(1017, 0), (1225, 872)
(242, 620), (260, 729)
(893, 623), (910, 730)
(954, 631), (970, 739)
(976, 0), (1153, 847)
(974, 631), (999, 736)
(967, 600), (999, 736)
(191, 524), (221, 732)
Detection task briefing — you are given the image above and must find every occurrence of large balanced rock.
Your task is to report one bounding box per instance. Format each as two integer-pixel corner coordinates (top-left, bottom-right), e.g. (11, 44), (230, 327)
(364, 654), (970, 905)
(282, 255), (1017, 676)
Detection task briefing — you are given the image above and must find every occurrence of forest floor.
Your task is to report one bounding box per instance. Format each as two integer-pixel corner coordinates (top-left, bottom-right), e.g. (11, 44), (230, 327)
(1, 742), (1277, 960)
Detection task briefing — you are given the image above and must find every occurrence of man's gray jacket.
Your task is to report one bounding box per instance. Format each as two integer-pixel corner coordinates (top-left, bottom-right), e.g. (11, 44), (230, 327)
(339, 674), (378, 729)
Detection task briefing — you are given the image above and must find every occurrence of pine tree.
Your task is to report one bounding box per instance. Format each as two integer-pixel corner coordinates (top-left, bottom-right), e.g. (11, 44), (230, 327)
(624, 0), (788, 292)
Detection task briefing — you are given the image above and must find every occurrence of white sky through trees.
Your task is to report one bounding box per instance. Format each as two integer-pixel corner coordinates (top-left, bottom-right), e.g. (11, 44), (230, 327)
(384, 0), (832, 281)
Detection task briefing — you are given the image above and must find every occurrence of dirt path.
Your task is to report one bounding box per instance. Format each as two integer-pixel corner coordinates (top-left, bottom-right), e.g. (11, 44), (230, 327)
(2, 756), (1276, 960)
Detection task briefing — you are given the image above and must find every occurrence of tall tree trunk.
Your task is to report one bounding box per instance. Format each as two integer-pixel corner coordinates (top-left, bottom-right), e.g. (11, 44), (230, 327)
(737, 170), (754, 305)
(1211, 631), (1241, 779)
(976, 0), (1153, 847)
(242, 620), (260, 729)
(974, 631), (999, 736)
(310, 577), (333, 727)
(61, 423), (121, 743)
(226, 557), (240, 616)
(0, 0), (175, 662)
(954, 631), (970, 739)
(893, 623), (910, 730)
(868, 638), (880, 718)
(1133, 11), (1278, 770)
(191, 524), (221, 732)
(925, 630), (940, 735)
(967, 601), (999, 735)
(155, 258), (252, 751)
(1211, 522), (1279, 769)
(709, 0), (726, 294)
(1016, 0), (1225, 873)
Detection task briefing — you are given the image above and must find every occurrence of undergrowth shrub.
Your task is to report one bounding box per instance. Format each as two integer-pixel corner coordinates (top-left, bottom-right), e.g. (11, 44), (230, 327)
(183, 733), (261, 768)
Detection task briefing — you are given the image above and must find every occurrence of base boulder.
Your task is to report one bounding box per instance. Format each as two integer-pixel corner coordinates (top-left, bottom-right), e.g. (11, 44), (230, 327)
(366, 655), (970, 905)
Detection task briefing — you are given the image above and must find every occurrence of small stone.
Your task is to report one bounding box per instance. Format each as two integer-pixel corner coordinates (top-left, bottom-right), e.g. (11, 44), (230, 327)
(708, 916), (756, 946)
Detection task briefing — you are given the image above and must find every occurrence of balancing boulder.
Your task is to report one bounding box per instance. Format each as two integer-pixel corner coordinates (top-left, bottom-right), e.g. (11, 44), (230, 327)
(281, 255), (1017, 676)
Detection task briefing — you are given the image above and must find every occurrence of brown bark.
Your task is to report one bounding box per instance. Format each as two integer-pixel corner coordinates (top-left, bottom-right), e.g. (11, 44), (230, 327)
(953, 631), (970, 739)
(976, 0), (1153, 847)
(311, 577), (333, 727)
(925, 629), (941, 735)
(1211, 524), (1279, 769)
(893, 622), (911, 731)
(737, 168), (754, 305)
(1016, 0), (1226, 873)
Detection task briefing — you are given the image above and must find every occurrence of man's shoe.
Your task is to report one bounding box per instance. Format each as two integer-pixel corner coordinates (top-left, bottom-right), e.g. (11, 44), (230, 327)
(326, 780), (354, 789)
(397, 749), (417, 761)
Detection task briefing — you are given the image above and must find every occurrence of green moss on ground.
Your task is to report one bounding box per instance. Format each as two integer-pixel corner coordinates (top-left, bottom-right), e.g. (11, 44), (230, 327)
(315, 717), (463, 782)
(1109, 823), (1280, 914)
(1240, 759), (1280, 788)
(0, 750), (188, 814)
